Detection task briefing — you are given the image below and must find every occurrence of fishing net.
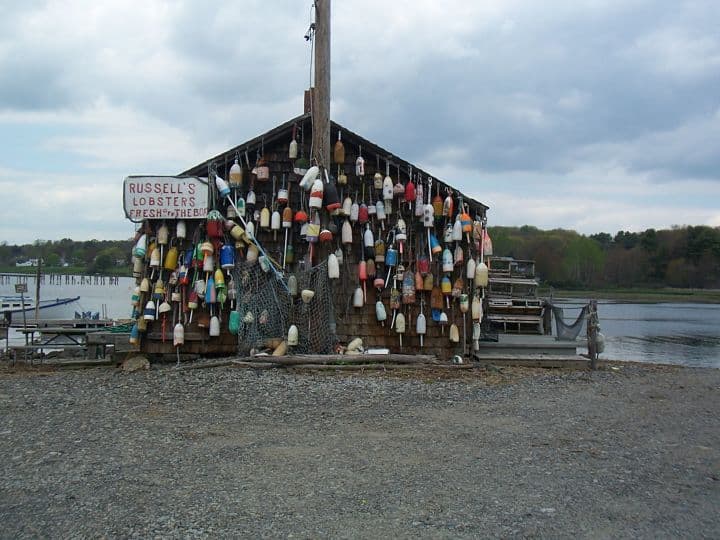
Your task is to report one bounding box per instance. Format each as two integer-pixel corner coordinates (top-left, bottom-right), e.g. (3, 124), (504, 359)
(551, 304), (589, 341)
(231, 260), (337, 355)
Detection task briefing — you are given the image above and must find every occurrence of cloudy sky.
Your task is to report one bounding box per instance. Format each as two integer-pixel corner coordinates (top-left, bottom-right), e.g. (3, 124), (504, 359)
(1, 0), (718, 244)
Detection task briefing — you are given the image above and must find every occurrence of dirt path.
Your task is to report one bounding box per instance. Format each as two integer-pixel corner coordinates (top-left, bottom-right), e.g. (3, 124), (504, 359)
(0, 363), (718, 538)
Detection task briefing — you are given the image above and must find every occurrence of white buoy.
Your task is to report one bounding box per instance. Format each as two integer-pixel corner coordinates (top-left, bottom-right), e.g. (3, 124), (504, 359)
(375, 301), (387, 326)
(466, 258), (476, 280)
(416, 311), (427, 348)
(288, 324), (299, 346)
(300, 166), (320, 190)
(475, 259), (489, 288)
(328, 253), (340, 279)
(173, 322), (184, 346)
(353, 287), (364, 308)
(395, 312), (406, 349)
(309, 178), (324, 208)
(209, 315), (220, 336)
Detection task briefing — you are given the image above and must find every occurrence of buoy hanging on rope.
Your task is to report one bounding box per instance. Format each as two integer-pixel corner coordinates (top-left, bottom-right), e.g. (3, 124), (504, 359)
(375, 301), (387, 326)
(288, 324), (299, 346)
(129, 323), (139, 345)
(341, 219), (353, 246)
(220, 244), (235, 271)
(416, 307), (427, 348)
(475, 258), (489, 288)
(134, 234), (147, 258)
(328, 253), (340, 279)
(355, 147), (365, 176)
(289, 125), (298, 160)
(300, 165), (319, 191)
(395, 312), (406, 349)
(164, 246), (178, 271)
(353, 286), (364, 308)
(209, 315), (220, 337)
(472, 294), (483, 321)
(449, 323), (460, 343)
(229, 157), (243, 187)
(442, 248), (453, 273)
(466, 258), (476, 280)
(176, 220), (186, 240)
(334, 130), (345, 163)
(309, 178), (324, 209)
(452, 215), (463, 242)
(143, 300), (156, 321)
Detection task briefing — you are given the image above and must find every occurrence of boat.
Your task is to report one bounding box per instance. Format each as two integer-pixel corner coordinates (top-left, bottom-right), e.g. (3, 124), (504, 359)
(0, 296), (82, 322)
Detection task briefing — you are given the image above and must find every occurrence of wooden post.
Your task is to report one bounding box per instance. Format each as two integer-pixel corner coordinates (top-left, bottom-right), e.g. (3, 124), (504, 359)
(311, 0), (331, 170)
(34, 257), (42, 321)
(587, 299), (598, 370)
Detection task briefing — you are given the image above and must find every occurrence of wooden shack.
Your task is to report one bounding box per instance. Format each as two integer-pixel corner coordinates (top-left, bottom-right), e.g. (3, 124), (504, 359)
(124, 113), (491, 360)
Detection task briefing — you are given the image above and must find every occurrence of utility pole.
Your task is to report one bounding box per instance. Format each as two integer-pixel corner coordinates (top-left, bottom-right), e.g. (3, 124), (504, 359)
(311, 0), (331, 170)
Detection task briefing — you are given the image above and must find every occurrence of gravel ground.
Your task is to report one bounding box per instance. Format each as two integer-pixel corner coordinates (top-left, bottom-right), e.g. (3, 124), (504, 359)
(0, 361), (718, 539)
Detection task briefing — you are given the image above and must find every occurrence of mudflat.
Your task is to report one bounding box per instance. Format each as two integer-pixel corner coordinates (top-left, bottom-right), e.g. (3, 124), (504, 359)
(0, 362), (718, 538)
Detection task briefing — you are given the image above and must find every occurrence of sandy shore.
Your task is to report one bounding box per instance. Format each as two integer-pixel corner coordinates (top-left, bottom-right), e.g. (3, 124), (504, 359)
(0, 362), (718, 538)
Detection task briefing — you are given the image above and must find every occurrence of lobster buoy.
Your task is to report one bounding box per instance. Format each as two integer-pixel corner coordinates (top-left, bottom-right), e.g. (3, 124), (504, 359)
(260, 207), (271, 229)
(271, 209), (281, 232)
(289, 129), (298, 159)
(149, 247), (161, 269)
(475, 259), (489, 288)
(442, 248), (453, 273)
(460, 294), (469, 313)
(430, 233), (442, 255)
(423, 203), (434, 227)
(176, 220), (186, 240)
(466, 258), (476, 280)
(209, 316), (220, 337)
(143, 300), (156, 321)
(164, 246), (178, 271)
(454, 244), (464, 266)
(134, 234), (147, 258)
(334, 130), (345, 163)
(441, 276), (452, 295)
(342, 196), (352, 216)
(309, 178), (324, 209)
(247, 244), (259, 264)
(353, 287), (364, 308)
(358, 203), (369, 224)
(355, 154), (365, 176)
(129, 323), (139, 345)
(287, 274), (298, 297)
(228, 311), (240, 335)
(229, 158), (242, 187)
(300, 166), (320, 191)
(173, 322), (185, 346)
(140, 277), (150, 293)
(323, 177), (340, 212)
(288, 325), (299, 346)
(374, 239), (386, 263)
(220, 244), (235, 270)
(415, 183), (424, 217)
(452, 216), (463, 242)
(383, 174), (394, 201)
(215, 174), (231, 198)
(449, 323), (460, 343)
(375, 301), (387, 325)
(363, 225), (374, 249)
(375, 199), (386, 222)
(405, 179), (416, 205)
(282, 207), (293, 229)
(373, 171), (383, 190)
(255, 157), (270, 182)
(341, 220), (353, 245)
(472, 295), (483, 321)
(328, 253), (340, 279)
(395, 312), (406, 348)
(301, 289), (315, 303)
(350, 200), (359, 222)
(416, 311), (427, 347)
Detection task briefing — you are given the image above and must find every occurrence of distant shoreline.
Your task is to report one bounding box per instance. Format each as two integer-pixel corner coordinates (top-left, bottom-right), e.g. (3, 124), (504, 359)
(541, 287), (720, 304)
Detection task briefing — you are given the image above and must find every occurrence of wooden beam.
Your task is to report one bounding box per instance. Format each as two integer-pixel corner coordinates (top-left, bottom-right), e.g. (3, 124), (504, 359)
(311, 0), (331, 169)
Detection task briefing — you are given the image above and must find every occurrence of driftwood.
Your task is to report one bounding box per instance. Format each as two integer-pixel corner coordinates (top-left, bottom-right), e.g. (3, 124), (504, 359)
(239, 354), (439, 366)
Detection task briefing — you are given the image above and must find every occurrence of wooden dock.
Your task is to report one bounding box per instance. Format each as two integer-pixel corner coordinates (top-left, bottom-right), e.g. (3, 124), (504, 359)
(474, 334), (588, 368)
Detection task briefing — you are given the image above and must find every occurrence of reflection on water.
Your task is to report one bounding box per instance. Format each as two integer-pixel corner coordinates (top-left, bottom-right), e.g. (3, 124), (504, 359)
(556, 300), (720, 368)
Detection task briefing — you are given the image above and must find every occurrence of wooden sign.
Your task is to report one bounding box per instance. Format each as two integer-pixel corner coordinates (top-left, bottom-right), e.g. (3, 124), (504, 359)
(123, 176), (209, 222)
(14, 283), (28, 294)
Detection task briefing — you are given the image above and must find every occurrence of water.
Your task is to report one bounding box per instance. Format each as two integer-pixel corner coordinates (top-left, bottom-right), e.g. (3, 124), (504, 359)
(0, 275), (134, 320)
(555, 300), (720, 368)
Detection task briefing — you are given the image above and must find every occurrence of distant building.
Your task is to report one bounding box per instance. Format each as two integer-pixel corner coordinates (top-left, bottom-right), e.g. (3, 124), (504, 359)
(16, 259), (40, 267)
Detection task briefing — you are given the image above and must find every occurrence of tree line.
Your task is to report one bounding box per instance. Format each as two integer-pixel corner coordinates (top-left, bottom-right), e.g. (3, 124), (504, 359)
(0, 238), (133, 274)
(488, 225), (720, 289)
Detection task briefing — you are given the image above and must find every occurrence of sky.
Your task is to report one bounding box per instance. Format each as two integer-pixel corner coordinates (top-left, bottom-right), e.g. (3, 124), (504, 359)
(1, 0), (719, 244)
